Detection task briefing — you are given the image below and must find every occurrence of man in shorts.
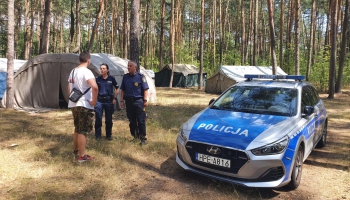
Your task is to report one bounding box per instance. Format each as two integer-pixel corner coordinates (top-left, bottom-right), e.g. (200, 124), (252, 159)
(68, 52), (98, 162)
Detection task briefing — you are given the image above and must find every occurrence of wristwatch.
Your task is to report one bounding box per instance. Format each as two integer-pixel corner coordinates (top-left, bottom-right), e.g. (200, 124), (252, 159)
(114, 97), (118, 100)
(143, 99), (147, 102)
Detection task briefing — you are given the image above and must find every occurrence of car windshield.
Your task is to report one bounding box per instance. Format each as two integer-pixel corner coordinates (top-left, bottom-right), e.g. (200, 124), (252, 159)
(211, 86), (298, 116)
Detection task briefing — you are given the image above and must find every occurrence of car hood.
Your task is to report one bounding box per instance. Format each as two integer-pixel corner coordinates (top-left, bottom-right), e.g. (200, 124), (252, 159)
(185, 108), (289, 150)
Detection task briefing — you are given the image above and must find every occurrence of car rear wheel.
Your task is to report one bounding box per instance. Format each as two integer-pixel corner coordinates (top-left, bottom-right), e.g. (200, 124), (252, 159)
(287, 145), (304, 189)
(316, 120), (327, 148)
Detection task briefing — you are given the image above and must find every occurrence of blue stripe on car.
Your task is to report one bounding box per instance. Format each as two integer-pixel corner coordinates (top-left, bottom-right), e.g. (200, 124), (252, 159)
(282, 118), (315, 182)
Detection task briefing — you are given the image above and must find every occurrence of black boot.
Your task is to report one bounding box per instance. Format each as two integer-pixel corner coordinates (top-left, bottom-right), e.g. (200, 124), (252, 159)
(139, 136), (147, 146)
(131, 129), (139, 142)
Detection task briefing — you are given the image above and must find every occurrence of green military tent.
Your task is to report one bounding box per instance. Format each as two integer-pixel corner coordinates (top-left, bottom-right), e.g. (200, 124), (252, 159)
(1, 53), (157, 110)
(155, 64), (206, 88)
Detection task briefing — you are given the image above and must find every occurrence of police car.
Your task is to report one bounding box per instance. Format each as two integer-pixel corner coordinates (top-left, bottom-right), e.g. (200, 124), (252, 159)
(176, 74), (328, 189)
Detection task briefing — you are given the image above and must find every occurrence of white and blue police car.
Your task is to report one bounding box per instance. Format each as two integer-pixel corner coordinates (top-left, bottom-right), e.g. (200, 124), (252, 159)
(176, 74), (328, 189)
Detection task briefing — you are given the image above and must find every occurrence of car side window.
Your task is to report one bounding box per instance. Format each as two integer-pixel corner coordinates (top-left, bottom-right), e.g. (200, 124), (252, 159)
(308, 86), (320, 105)
(301, 86), (312, 111)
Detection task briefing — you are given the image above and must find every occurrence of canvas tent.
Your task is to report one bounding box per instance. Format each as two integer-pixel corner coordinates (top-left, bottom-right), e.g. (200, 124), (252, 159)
(0, 58), (27, 99)
(205, 65), (287, 94)
(155, 64), (207, 88)
(1, 53), (156, 109)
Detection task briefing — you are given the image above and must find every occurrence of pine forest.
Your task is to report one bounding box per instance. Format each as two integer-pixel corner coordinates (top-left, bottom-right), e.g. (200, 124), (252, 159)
(1, 0), (349, 95)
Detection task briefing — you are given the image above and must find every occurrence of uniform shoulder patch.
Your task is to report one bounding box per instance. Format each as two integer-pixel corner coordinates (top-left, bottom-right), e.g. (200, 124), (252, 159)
(142, 77), (147, 83)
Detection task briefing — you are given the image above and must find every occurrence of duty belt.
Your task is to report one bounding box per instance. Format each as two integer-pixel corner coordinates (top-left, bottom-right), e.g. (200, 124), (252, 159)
(98, 96), (112, 103)
(125, 97), (142, 102)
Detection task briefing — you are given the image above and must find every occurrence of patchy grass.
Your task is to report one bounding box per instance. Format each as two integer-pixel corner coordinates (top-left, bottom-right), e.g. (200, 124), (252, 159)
(0, 87), (349, 200)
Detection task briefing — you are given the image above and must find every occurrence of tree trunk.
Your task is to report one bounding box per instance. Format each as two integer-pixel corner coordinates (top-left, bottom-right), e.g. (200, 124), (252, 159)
(219, 0), (224, 67)
(253, 0), (258, 66)
(329, 0), (338, 99)
(111, 0), (118, 55)
(103, 10), (107, 53)
(336, 0), (349, 93)
(211, 0), (216, 68)
(14, 2), (21, 58)
(60, 17), (64, 52)
(260, 2), (265, 59)
(142, 1), (150, 69)
(198, 0), (204, 90)
(52, 13), (56, 53)
(130, 0), (140, 71)
(279, 0), (284, 69)
(306, 0), (315, 81)
(89, 0), (104, 53)
(247, 0), (253, 63)
(169, 0), (175, 88)
(223, 0), (230, 63)
(150, 0), (155, 69)
(294, 0), (300, 75)
(39, 0), (51, 54)
(87, 0), (91, 42)
(284, 0), (293, 74)
(70, 0), (74, 44)
(159, 0), (165, 70)
(123, 0), (128, 58)
(175, 0), (182, 54)
(30, 7), (34, 56)
(24, 0), (31, 60)
(267, 0), (277, 74)
(325, 1), (332, 47)
(241, 0), (245, 65)
(36, 3), (42, 55)
(73, 0), (81, 53)
(6, 0), (15, 108)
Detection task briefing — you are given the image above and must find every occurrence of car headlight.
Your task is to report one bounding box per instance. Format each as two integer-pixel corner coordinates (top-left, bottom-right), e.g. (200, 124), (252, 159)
(251, 137), (289, 156)
(179, 127), (187, 141)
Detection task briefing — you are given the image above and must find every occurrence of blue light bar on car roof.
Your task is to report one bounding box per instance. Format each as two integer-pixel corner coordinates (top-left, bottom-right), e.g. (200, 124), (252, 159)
(244, 74), (305, 81)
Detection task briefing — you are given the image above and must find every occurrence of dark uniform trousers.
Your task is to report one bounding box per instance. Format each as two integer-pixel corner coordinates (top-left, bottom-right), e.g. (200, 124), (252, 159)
(125, 98), (146, 140)
(95, 97), (115, 138)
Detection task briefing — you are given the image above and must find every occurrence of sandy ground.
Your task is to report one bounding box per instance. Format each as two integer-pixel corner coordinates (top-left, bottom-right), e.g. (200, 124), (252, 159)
(113, 94), (350, 200)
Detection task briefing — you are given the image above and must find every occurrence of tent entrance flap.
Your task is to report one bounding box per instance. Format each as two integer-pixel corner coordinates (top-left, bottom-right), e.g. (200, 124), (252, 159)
(59, 84), (68, 108)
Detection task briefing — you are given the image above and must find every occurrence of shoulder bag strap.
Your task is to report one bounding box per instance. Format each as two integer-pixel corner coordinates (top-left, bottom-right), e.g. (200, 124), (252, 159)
(82, 87), (91, 94)
(71, 69), (75, 86)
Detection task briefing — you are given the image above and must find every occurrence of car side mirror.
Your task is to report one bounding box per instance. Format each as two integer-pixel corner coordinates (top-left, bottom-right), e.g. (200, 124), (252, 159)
(209, 98), (215, 106)
(302, 106), (314, 117)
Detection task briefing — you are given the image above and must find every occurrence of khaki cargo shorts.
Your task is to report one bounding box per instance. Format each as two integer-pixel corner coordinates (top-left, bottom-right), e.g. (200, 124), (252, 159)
(71, 107), (94, 135)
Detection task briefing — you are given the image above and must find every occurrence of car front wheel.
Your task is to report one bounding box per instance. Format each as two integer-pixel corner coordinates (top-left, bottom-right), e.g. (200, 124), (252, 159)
(287, 145), (304, 189)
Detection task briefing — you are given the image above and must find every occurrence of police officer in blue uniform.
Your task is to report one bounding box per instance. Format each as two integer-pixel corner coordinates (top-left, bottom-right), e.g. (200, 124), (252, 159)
(95, 63), (119, 140)
(120, 61), (149, 146)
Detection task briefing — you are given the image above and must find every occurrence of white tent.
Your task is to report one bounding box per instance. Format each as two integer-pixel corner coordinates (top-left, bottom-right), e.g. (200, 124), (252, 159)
(205, 65), (287, 94)
(1, 53), (156, 110)
(0, 58), (27, 99)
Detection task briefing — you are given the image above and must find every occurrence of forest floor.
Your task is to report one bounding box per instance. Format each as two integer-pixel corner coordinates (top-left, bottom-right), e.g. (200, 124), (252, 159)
(119, 90), (350, 200)
(0, 88), (349, 200)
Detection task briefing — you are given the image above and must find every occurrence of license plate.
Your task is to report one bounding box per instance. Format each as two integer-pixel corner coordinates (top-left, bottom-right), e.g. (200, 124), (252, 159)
(196, 153), (231, 168)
